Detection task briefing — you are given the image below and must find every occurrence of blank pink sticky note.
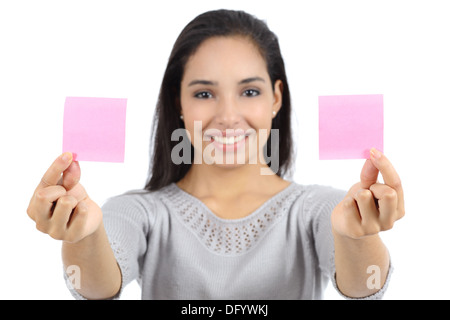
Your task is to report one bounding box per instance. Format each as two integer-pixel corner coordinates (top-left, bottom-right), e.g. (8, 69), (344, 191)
(63, 97), (127, 162)
(319, 94), (383, 160)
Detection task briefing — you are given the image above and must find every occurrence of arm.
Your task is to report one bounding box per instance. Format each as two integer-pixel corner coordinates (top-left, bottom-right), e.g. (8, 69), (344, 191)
(62, 222), (122, 299)
(331, 148), (405, 298)
(27, 153), (121, 299)
(333, 231), (390, 297)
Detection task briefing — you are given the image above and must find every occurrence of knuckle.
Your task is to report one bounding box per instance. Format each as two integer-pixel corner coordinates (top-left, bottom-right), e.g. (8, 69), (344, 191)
(49, 233), (64, 241)
(384, 189), (398, 201)
(57, 195), (77, 208)
(35, 220), (49, 234)
(48, 232), (60, 241)
(385, 221), (394, 231)
(357, 189), (373, 201)
(76, 203), (88, 215)
(48, 226), (65, 241)
(343, 197), (355, 210)
(57, 196), (70, 207)
(381, 218), (395, 231)
(34, 189), (48, 202)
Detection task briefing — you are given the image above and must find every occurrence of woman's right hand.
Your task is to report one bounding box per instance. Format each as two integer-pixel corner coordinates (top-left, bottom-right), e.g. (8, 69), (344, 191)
(27, 152), (103, 243)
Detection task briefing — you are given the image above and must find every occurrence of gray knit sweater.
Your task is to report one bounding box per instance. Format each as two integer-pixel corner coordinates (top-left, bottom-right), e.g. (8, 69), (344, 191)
(66, 181), (392, 299)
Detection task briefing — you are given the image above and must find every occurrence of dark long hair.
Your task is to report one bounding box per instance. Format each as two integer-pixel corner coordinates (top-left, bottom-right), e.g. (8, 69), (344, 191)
(145, 9), (294, 191)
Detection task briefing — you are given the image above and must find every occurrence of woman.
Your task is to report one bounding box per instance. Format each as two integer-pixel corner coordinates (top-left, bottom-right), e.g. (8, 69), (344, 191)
(26, 9), (404, 299)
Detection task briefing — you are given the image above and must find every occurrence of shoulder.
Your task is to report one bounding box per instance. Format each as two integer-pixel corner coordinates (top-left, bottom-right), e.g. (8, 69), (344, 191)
(274, 181), (345, 217)
(101, 184), (175, 227)
(302, 184), (347, 204)
(102, 183), (175, 207)
(286, 182), (346, 224)
(286, 182), (346, 205)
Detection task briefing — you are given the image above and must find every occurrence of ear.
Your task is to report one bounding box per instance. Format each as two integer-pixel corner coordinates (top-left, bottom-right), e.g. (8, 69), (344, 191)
(272, 79), (283, 114)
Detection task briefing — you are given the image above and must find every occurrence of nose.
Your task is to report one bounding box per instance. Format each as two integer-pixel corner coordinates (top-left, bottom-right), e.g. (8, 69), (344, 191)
(216, 95), (241, 127)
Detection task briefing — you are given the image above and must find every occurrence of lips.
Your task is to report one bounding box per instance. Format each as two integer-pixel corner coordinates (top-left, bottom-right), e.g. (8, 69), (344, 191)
(205, 130), (251, 152)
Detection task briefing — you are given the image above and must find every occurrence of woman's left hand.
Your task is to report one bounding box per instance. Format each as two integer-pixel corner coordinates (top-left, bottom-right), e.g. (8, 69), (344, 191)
(331, 148), (405, 239)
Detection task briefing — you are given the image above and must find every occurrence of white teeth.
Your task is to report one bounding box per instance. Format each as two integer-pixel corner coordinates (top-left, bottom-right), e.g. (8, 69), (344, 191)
(213, 135), (246, 145)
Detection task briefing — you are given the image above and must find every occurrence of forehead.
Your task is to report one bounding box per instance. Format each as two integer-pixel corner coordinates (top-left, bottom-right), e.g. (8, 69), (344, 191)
(182, 36), (269, 82)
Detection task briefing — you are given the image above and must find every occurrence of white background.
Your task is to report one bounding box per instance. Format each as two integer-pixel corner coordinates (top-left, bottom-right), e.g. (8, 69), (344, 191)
(1, 0), (449, 300)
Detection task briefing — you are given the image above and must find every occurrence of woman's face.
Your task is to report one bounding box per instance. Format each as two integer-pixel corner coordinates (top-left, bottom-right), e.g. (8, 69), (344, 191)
(180, 36), (282, 169)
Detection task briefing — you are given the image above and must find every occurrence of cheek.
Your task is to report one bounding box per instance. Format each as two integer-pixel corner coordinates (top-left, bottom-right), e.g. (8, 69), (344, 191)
(185, 110), (214, 141)
(244, 103), (273, 130)
(182, 109), (213, 146)
(181, 95), (214, 120)
(181, 100), (213, 130)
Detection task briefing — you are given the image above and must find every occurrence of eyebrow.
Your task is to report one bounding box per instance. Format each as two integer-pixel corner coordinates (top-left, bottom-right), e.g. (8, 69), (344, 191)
(188, 80), (218, 87)
(188, 77), (265, 87)
(239, 77), (266, 85)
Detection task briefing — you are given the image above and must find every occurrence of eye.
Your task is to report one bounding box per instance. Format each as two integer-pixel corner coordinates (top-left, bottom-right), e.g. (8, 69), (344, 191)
(194, 91), (213, 99)
(243, 89), (260, 97)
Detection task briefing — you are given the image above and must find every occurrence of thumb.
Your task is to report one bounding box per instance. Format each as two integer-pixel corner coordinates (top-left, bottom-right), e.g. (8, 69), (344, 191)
(360, 158), (379, 189)
(61, 160), (81, 191)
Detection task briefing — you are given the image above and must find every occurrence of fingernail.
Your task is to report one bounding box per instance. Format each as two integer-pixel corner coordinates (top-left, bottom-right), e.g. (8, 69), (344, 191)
(61, 152), (73, 163)
(370, 148), (382, 159)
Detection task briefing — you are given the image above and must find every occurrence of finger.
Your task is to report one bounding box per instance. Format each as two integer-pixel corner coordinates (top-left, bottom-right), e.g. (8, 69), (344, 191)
(38, 152), (74, 189)
(65, 200), (90, 243)
(370, 183), (400, 230)
(354, 188), (380, 235)
(33, 188), (66, 234)
(28, 185), (67, 221)
(360, 159), (379, 189)
(50, 195), (78, 231)
(369, 148), (405, 214)
(62, 161), (81, 191)
(338, 195), (365, 239)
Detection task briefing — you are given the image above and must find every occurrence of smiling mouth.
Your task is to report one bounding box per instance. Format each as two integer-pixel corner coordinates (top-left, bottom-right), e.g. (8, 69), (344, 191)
(205, 131), (252, 152)
(210, 134), (247, 145)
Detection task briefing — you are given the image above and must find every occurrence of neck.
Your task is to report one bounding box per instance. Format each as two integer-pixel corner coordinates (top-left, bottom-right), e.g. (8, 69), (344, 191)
(177, 162), (279, 200)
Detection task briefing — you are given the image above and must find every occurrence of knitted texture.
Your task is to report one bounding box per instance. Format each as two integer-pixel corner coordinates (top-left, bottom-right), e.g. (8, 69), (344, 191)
(160, 183), (303, 256)
(65, 182), (392, 300)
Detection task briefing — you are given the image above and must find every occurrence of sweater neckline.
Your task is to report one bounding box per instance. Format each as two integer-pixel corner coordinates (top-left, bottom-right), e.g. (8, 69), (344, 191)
(160, 181), (303, 256)
(170, 181), (296, 223)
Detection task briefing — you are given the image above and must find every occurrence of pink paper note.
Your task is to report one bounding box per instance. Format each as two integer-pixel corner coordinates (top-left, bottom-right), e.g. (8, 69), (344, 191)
(319, 94), (383, 160)
(63, 97), (127, 162)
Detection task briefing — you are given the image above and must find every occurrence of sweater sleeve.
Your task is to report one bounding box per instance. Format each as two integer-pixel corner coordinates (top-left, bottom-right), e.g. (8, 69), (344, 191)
(65, 190), (153, 300)
(303, 185), (393, 300)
